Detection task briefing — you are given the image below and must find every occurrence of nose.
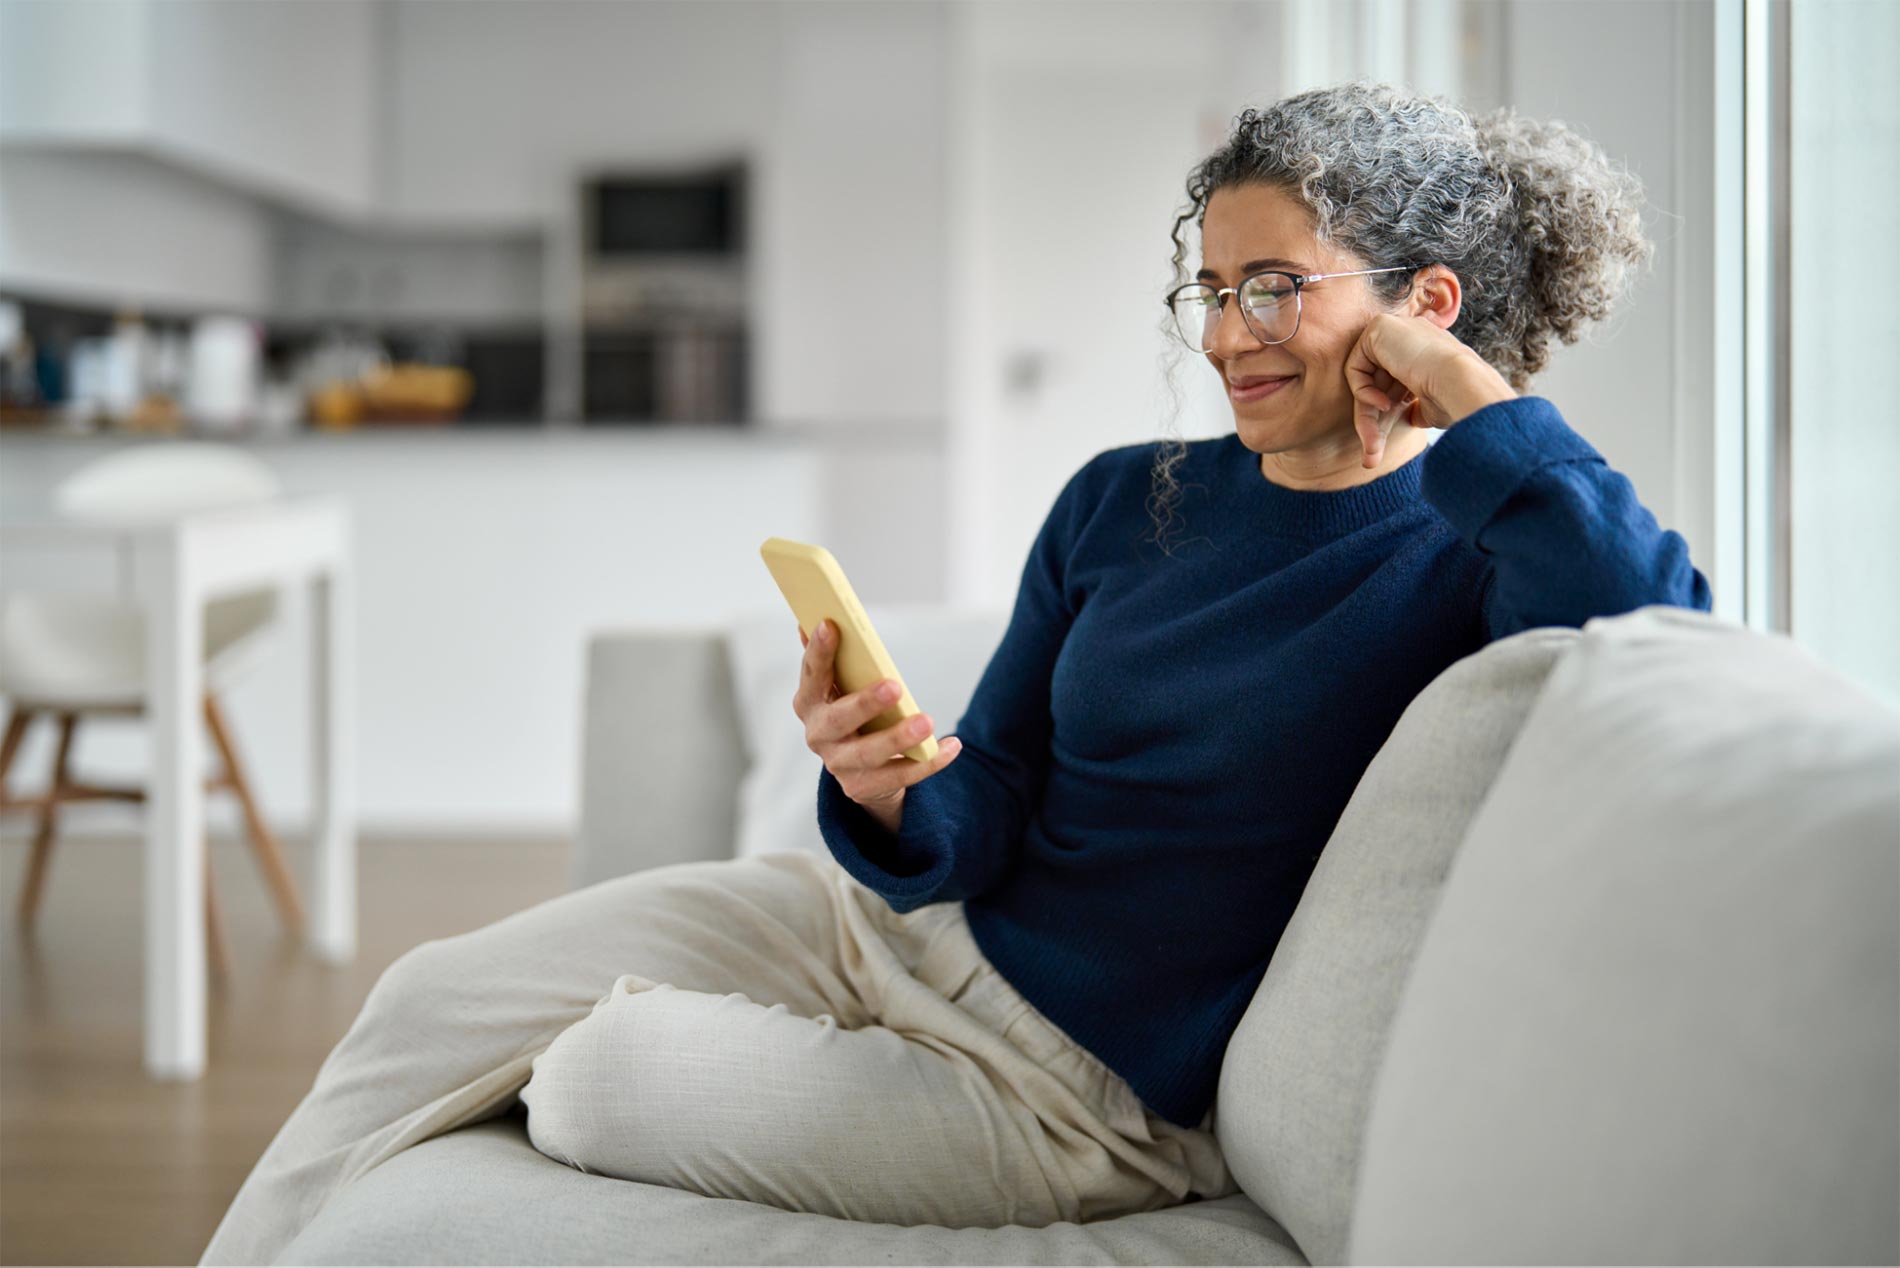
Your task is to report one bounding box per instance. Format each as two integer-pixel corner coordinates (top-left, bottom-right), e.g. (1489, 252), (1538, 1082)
(1207, 291), (1265, 359)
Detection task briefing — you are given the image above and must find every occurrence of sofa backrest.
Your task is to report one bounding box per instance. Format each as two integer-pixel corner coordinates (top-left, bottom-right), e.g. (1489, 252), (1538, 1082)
(573, 628), (748, 892)
(1214, 622), (1581, 1265)
(1348, 605), (1900, 1265)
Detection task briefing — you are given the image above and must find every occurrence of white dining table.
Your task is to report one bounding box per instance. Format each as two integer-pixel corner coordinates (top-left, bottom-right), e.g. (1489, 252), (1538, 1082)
(0, 496), (355, 1080)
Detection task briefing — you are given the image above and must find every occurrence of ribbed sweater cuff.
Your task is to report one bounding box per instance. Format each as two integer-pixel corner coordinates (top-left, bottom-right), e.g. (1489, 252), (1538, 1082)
(815, 767), (955, 911)
(1420, 395), (1602, 544)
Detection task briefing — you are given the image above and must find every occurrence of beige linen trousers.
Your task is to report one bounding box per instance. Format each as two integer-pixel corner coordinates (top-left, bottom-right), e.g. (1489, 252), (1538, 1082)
(199, 849), (1236, 1265)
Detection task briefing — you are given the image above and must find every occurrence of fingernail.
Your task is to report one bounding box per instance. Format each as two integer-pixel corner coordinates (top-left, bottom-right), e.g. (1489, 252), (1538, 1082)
(944, 737), (962, 753)
(911, 714), (932, 735)
(878, 681), (900, 702)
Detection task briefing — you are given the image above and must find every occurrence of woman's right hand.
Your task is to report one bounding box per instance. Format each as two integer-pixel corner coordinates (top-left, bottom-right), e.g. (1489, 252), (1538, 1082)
(793, 618), (963, 835)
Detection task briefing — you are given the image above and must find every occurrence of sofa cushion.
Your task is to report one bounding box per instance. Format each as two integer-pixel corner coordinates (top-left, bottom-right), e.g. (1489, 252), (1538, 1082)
(1348, 606), (1900, 1264)
(278, 1111), (1308, 1266)
(723, 605), (1008, 860)
(1215, 623), (1578, 1265)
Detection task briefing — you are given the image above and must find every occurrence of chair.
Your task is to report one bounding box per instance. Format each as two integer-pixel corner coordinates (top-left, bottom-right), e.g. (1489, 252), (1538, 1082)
(0, 442), (306, 986)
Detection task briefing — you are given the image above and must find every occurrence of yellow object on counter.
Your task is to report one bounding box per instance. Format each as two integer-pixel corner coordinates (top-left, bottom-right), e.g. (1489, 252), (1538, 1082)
(360, 364), (473, 419)
(309, 381), (363, 429)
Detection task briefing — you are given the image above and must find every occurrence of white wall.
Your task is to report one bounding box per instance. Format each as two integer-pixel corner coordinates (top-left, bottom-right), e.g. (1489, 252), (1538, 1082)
(0, 148), (272, 313)
(947, 0), (1261, 604)
(1498, 0), (1711, 578)
(383, 0), (767, 227)
(755, 0), (947, 432)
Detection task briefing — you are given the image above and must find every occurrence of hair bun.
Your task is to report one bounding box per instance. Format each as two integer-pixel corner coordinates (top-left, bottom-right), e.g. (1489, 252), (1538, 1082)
(1470, 105), (1654, 345)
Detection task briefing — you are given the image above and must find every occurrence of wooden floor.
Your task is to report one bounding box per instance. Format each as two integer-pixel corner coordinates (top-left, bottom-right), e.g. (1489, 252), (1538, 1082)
(0, 827), (569, 1267)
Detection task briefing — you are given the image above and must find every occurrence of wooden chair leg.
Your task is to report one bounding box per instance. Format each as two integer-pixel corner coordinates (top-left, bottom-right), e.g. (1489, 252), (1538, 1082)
(205, 839), (232, 988)
(0, 707), (33, 794)
(203, 693), (306, 937)
(18, 712), (78, 932)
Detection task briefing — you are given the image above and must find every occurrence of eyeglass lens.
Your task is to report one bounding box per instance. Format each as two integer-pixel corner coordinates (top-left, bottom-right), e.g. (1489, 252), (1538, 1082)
(1171, 274), (1298, 352)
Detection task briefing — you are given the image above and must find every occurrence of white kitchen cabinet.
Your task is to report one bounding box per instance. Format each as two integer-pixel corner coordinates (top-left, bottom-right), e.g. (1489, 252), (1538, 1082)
(0, 0), (378, 219)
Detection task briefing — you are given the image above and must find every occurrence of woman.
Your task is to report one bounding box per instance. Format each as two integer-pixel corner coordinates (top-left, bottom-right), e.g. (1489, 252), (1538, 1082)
(200, 82), (1710, 1265)
(786, 77), (1708, 1211)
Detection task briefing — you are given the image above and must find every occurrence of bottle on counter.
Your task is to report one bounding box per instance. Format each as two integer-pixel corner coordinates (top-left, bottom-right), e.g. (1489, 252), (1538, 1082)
(102, 309), (150, 430)
(64, 336), (111, 431)
(187, 315), (261, 434)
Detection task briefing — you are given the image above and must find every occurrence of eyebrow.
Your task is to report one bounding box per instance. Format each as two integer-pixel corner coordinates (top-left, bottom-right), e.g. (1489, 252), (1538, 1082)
(1196, 257), (1310, 282)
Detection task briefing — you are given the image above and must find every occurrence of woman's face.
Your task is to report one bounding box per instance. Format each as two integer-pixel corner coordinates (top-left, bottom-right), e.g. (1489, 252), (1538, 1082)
(1197, 183), (1404, 471)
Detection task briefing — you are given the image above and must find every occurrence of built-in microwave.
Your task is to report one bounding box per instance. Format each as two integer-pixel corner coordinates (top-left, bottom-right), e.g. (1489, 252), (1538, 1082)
(576, 163), (747, 423)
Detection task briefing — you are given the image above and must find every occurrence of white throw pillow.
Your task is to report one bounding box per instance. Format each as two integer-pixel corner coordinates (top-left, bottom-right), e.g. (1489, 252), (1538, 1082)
(723, 605), (1009, 860)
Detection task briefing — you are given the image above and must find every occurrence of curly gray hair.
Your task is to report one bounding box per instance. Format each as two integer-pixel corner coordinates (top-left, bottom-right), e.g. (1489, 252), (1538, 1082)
(1147, 80), (1655, 552)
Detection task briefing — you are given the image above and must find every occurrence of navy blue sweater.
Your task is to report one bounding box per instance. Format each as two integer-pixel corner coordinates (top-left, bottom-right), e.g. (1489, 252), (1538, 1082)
(815, 396), (1712, 1127)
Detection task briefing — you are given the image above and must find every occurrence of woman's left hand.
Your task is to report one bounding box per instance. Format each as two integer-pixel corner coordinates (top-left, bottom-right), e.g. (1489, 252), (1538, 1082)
(1344, 313), (1519, 467)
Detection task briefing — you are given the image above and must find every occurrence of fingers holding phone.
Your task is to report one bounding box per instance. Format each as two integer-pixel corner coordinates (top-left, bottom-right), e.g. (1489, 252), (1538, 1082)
(792, 618), (962, 832)
(795, 619), (838, 708)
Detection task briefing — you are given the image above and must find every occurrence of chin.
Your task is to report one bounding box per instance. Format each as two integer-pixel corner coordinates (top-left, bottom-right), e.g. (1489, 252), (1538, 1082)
(1231, 414), (1308, 454)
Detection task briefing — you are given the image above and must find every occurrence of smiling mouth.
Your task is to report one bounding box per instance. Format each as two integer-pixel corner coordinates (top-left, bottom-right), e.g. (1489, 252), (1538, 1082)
(1229, 375), (1296, 400)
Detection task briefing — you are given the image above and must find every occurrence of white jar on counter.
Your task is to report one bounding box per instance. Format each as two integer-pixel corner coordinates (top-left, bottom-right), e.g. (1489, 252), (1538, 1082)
(187, 316), (261, 432)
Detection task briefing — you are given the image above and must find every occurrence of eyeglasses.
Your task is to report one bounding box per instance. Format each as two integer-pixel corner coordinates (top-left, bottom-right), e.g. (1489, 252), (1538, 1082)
(1164, 266), (1420, 353)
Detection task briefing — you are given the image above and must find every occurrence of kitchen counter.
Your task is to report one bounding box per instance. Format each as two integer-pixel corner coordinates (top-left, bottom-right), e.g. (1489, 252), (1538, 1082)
(0, 414), (949, 836)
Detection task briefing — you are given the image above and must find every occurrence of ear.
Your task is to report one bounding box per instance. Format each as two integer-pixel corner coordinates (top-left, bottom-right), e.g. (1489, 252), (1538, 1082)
(1406, 265), (1462, 331)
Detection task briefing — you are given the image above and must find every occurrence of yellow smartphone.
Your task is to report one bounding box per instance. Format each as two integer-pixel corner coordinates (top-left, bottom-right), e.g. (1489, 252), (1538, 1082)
(759, 537), (937, 762)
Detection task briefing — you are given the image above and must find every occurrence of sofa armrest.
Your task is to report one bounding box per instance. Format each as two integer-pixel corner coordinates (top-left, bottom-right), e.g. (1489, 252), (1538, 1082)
(571, 627), (748, 892)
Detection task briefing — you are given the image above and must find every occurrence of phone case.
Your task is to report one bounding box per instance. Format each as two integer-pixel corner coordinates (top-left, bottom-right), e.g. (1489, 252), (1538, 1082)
(759, 537), (938, 762)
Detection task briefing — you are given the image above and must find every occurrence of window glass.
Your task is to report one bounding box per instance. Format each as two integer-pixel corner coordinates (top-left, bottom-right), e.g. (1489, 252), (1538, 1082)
(1789, 0), (1900, 708)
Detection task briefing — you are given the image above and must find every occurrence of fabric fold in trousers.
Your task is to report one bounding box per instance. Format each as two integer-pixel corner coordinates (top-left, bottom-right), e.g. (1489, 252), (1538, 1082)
(199, 849), (1236, 1265)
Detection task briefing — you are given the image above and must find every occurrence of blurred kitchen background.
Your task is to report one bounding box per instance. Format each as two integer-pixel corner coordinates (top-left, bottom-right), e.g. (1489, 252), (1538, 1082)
(0, 0), (1895, 1259)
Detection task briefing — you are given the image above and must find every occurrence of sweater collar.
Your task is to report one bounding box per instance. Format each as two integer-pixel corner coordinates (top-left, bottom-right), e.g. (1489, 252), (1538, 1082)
(1221, 432), (1427, 540)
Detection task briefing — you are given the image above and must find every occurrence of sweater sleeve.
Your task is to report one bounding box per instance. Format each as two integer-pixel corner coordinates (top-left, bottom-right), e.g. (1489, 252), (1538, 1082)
(814, 457), (1098, 913)
(1419, 395), (1713, 642)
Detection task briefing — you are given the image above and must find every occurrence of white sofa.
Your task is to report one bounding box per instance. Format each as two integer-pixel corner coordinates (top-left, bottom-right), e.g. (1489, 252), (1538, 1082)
(267, 605), (1898, 1265)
